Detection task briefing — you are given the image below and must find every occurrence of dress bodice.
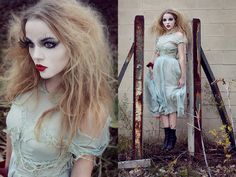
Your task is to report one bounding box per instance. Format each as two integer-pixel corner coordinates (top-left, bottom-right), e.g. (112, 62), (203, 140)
(6, 84), (110, 177)
(156, 32), (187, 58)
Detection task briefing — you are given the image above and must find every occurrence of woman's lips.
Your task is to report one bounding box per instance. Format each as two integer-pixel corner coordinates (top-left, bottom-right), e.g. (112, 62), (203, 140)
(35, 64), (47, 72)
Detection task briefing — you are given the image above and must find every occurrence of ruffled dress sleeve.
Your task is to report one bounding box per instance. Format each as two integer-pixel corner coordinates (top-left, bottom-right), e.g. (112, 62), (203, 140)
(175, 32), (187, 44)
(68, 117), (110, 160)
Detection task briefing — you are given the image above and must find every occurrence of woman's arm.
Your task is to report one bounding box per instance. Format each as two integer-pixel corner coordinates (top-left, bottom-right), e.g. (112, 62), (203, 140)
(177, 42), (187, 88)
(152, 50), (159, 63)
(146, 49), (159, 80)
(150, 38), (160, 68)
(70, 155), (95, 177)
(5, 135), (12, 168)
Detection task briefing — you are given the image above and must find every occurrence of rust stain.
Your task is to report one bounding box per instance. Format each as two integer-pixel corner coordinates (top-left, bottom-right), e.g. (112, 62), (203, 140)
(133, 15), (144, 159)
(192, 18), (202, 156)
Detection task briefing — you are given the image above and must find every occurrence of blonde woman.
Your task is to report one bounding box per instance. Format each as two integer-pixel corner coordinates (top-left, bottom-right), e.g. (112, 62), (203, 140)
(145, 9), (190, 151)
(0, 0), (113, 176)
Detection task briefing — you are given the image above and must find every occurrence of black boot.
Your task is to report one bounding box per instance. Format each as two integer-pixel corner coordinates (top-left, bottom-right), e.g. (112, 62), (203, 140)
(166, 129), (177, 150)
(163, 128), (170, 150)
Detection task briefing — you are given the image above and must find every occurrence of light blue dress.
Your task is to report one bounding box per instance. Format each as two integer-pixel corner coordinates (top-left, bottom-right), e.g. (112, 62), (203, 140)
(145, 32), (187, 117)
(5, 84), (110, 177)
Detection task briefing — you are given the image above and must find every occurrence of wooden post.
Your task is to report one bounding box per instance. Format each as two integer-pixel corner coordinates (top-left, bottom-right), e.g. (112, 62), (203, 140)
(133, 15), (144, 159)
(192, 18), (202, 156)
(187, 25), (194, 155)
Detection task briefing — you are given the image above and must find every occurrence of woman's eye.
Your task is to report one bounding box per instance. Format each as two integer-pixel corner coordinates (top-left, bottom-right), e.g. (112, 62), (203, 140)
(28, 42), (34, 48)
(44, 42), (57, 49)
(163, 18), (174, 22)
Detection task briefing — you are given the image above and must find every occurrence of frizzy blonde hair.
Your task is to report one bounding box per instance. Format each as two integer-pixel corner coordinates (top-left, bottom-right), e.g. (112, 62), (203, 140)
(3, 0), (114, 144)
(151, 9), (191, 40)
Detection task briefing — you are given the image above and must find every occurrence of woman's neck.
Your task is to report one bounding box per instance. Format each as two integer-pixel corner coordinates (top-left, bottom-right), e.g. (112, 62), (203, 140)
(44, 76), (61, 93)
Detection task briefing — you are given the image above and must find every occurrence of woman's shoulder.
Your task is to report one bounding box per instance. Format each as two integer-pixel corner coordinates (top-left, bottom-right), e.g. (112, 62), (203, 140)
(173, 31), (187, 44)
(175, 31), (184, 37)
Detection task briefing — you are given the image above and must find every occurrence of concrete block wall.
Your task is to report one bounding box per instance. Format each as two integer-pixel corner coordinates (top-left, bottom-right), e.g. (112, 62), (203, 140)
(118, 0), (236, 141)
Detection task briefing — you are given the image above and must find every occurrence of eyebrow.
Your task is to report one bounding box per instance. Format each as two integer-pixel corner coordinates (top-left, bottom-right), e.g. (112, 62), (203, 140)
(41, 37), (57, 42)
(25, 36), (57, 41)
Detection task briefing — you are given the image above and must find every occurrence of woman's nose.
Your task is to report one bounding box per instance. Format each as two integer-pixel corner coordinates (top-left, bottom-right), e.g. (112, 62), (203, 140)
(30, 46), (44, 61)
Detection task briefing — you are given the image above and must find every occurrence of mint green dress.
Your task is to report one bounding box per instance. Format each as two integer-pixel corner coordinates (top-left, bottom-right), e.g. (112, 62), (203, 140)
(145, 32), (187, 117)
(6, 84), (110, 177)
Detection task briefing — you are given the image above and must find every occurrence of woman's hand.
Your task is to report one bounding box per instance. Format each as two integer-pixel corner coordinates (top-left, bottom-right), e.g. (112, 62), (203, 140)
(146, 62), (154, 80)
(178, 77), (185, 88)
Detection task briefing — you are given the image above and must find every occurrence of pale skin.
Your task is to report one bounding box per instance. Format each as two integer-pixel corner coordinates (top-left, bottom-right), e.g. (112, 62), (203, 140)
(150, 13), (187, 129)
(71, 156), (95, 177)
(5, 18), (95, 177)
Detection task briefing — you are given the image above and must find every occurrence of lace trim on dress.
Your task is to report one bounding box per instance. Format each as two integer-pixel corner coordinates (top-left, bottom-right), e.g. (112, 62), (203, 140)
(8, 126), (72, 176)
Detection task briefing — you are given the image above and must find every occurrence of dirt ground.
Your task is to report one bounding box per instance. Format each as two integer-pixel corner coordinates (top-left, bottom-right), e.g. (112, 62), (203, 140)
(118, 140), (236, 177)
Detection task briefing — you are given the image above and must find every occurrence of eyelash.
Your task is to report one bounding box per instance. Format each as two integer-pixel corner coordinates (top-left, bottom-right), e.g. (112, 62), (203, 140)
(18, 38), (58, 49)
(19, 38), (33, 48)
(162, 18), (174, 22)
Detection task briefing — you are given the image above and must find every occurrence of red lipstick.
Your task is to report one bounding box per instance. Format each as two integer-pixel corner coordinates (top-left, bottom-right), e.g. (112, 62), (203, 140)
(35, 64), (47, 72)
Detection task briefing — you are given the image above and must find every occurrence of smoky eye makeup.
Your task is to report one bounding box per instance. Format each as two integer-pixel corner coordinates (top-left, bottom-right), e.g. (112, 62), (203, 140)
(19, 36), (59, 49)
(162, 18), (174, 22)
(40, 37), (60, 49)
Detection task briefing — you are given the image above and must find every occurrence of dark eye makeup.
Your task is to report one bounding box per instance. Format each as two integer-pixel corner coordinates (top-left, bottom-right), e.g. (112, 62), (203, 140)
(40, 37), (59, 49)
(18, 37), (59, 49)
(19, 37), (34, 48)
(162, 18), (174, 22)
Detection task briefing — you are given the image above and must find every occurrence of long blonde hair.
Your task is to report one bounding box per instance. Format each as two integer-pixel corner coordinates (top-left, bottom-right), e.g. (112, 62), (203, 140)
(3, 0), (113, 144)
(151, 9), (191, 40)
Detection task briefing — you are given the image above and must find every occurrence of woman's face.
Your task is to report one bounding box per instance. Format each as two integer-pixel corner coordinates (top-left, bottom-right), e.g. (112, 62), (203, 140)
(162, 13), (176, 31)
(25, 18), (69, 80)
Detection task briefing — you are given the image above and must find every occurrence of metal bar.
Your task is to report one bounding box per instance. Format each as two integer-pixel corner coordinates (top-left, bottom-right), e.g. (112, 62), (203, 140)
(133, 15), (144, 159)
(192, 18), (202, 156)
(201, 47), (236, 150)
(118, 43), (134, 87)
